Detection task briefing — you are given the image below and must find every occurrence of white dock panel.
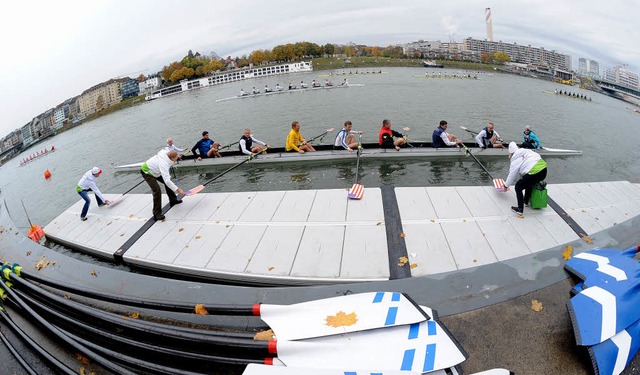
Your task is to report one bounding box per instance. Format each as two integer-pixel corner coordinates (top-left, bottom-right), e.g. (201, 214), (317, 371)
(307, 189), (347, 222)
(476, 219), (531, 261)
(183, 193), (231, 221)
(145, 222), (203, 264)
(394, 187), (438, 220)
(533, 213), (579, 247)
(245, 226), (305, 276)
(44, 211), (82, 239)
(237, 191), (283, 222)
(402, 222), (457, 276)
(456, 186), (503, 217)
(346, 188), (384, 222)
(289, 226), (344, 278)
(340, 225), (389, 279)
(271, 190), (317, 222)
(206, 225), (268, 272)
(441, 221), (497, 269)
(555, 183), (599, 208)
(125, 220), (182, 259)
(427, 187), (472, 219)
(170, 224), (232, 268)
(162, 194), (207, 220)
(209, 191), (256, 221)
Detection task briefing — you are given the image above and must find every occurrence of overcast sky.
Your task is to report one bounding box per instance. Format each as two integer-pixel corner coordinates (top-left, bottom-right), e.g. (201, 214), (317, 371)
(1, 0), (638, 139)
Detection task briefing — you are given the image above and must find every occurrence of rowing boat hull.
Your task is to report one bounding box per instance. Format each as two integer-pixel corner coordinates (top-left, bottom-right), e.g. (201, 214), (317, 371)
(216, 84), (364, 102)
(114, 143), (582, 171)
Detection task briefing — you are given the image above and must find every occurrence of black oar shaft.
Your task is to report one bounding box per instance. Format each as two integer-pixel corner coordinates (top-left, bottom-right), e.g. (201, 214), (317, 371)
(121, 180), (145, 196)
(202, 156), (254, 188)
(462, 145), (495, 179)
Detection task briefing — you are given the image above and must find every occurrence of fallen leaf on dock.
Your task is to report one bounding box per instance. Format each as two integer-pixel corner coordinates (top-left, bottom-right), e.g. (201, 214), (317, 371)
(326, 311), (357, 328)
(195, 304), (209, 315)
(531, 299), (543, 312)
(254, 329), (274, 341)
(562, 245), (573, 260)
(34, 256), (50, 270)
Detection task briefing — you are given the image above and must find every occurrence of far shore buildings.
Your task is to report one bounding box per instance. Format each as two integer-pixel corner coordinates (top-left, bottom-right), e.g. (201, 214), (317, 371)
(578, 58), (600, 78)
(603, 65), (639, 90)
(77, 78), (129, 118)
(462, 38), (571, 70)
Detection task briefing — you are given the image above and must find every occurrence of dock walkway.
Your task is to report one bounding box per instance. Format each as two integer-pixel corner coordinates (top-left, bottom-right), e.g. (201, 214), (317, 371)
(44, 181), (640, 285)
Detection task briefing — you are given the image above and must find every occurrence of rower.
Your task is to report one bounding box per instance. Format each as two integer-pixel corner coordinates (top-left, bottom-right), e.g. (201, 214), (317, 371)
(264, 84), (272, 93)
(474, 122), (505, 149)
(300, 81), (308, 89)
(239, 128), (269, 155)
(275, 83), (283, 91)
(251, 86), (260, 95)
(334, 121), (362, 152)
(432, 120), (462, 148)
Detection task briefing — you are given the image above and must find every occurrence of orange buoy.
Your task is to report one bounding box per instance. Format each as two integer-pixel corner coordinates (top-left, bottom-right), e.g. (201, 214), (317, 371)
(27, 225), (45, 243)
(44, 169), (52, 179)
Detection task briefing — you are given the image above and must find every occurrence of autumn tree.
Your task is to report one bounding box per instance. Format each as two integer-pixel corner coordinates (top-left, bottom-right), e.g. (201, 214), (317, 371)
(493, 51), (511, 64)
(136, 74), (146, 82)
(480, 52), (492, 64)
(249, 50), (267, 65)
(162, 61), (184, 82)
(323, 43), (335, 56)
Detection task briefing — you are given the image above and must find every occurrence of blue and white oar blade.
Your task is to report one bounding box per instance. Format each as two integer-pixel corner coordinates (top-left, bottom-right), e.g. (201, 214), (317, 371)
(260, 292), (428, 341)
(568, 281), (640, 346)
(565, 247), (640, 281)
(274, 306), (467, 372)
(242, 363), (424, 374)
(588, 317), (640, 375)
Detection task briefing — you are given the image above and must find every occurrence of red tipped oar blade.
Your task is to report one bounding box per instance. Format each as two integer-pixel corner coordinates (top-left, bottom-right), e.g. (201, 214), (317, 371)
(493, 179), (506, 192)
(185, 185), (204, 196)
(108, 195), (125, 206)
(348, 183), (364, 199)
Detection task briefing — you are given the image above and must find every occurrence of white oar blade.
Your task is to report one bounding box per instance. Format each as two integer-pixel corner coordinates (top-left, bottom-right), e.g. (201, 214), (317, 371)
(274, 305), (467, 373)
(185, 184), (204, 196)
(493, 178), (506, 192)
(107, 195), (124, 207)
(348, 183), (364, 199)
(242, 363), (425, 375)
(259, 292), (428, 341)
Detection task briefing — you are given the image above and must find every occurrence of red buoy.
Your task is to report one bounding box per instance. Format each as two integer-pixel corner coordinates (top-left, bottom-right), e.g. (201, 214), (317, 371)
(44, 169), (52, 179)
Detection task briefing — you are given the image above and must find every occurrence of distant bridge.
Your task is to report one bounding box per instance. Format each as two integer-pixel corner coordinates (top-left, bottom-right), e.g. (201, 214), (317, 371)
(595, 79), (640, 106)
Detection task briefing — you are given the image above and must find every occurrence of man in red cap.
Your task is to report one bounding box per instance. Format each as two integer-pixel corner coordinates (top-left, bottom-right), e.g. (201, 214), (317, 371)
(76, 167), (109, 221)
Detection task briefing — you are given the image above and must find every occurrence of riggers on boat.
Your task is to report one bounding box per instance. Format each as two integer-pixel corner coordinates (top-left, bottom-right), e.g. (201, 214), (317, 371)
(114, 142), (583, 171)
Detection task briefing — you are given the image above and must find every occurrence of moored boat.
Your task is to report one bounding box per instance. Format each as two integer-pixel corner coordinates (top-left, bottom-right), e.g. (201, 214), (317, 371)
(114, 142), (582, 171)
(422, 60), (444, 68)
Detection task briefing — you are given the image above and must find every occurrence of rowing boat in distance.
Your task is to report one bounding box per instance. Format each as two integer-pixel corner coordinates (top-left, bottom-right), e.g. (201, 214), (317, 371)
(113, 142), (582, 171)
(216, 83), (364, 103)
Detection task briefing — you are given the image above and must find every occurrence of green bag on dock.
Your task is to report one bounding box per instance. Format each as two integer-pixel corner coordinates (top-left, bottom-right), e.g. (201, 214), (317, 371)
(530, 181), (547, 209)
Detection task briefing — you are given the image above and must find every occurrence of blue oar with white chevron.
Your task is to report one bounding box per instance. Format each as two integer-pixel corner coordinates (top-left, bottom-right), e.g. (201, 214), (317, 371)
(568, 272), (640, 346)
(588, 317), (640, 375)
(565, 246), (639, 281)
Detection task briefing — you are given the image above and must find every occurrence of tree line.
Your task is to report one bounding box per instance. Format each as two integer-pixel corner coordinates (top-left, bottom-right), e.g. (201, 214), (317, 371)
(155, 42), (407, 84)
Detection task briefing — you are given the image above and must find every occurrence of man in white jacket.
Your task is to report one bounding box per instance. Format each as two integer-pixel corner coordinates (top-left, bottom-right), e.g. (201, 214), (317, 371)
(504, 142), (547, 216)
(141, 150), (185, 221)
(474, 122), (504, 149)
(76, 167), (110, 221)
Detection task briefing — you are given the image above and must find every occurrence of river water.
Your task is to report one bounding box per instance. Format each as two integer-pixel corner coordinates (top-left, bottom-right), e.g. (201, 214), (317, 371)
(2, 67), (640, 230)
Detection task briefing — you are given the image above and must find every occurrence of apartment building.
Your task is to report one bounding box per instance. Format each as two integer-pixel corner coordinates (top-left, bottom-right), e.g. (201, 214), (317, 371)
(77, 78), (128, 118)
(578, 58), (600, 78)
(603, 65), (639, 90)
(463, 38), (571, 70)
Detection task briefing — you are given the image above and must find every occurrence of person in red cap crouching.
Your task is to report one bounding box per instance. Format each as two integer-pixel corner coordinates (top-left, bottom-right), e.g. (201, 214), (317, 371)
(76, 167), (109, 221)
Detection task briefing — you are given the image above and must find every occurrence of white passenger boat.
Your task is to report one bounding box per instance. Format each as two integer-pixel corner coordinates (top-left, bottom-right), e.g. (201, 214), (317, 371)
(216, 83), (364, 102)
(113, 142), (582, 171)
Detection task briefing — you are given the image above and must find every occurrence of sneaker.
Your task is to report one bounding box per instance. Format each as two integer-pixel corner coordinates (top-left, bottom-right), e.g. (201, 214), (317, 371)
(98, 203), (105, 207)
(395, 146), (401, 151)
(524, 203), (529, 207)
(511, 206), (523, 216)
(170, 199), (183, 207)
(80, 216), (88, 221)
(154, 215), (166, 221)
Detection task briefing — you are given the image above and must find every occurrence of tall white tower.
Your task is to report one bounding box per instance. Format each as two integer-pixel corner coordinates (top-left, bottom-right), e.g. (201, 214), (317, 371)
(485, 7), (494, 42)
